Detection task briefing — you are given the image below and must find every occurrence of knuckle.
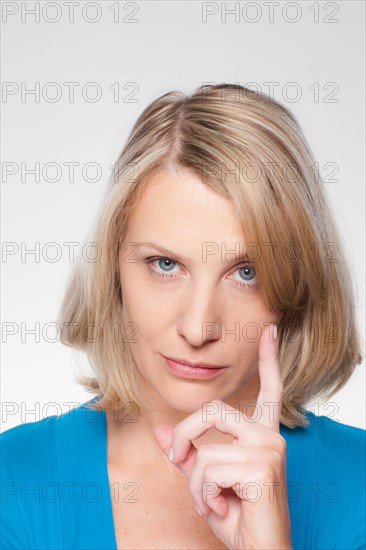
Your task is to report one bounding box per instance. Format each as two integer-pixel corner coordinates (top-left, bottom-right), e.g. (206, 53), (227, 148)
(274, 433), (287, 454)
(173, 424), (185, 439)
(205, 464), (220, 480)
(241, 458), (278, 484)
(196, 444), (211, 462)
(253, 464), (275, 482)
(270, 450), (283, 469)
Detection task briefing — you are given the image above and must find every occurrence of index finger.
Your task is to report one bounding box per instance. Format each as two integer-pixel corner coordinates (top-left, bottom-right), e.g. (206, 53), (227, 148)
(255, 323), (283, 432)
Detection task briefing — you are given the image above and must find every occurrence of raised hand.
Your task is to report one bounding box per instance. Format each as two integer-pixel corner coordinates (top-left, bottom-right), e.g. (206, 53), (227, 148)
(153, 323), (292, 550)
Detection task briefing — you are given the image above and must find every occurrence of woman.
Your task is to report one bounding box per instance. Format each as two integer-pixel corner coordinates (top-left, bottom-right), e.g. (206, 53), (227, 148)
(1, 83), (365, 550)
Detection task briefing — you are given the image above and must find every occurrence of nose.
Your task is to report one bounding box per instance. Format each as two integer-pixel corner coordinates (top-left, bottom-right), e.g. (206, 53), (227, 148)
(176, 280), (223, 347)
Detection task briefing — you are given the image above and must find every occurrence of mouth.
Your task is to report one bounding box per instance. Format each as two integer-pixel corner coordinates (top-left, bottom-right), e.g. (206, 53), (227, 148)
(162, 355), (228, 369)
(161, 355), (228, 379)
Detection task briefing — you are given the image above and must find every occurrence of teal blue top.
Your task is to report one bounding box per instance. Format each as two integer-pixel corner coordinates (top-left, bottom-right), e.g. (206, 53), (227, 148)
(1, 397), (365, 550)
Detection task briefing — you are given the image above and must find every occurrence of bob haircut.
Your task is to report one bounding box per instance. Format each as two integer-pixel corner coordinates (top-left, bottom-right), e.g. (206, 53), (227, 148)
(57, 83), (363, 429)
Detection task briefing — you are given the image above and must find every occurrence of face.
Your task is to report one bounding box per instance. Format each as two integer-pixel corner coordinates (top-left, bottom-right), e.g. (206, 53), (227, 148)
(119, 169), (281, 414)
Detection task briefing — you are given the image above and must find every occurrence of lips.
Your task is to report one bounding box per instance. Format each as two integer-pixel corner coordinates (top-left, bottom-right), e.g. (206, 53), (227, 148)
(162, 355), (227, 369)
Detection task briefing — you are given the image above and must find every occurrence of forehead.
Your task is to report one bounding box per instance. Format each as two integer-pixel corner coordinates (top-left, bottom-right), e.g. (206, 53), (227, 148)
(126, 170), (247, 246)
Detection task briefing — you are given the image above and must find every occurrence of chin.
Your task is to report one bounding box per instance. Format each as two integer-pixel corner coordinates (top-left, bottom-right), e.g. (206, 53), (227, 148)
(156, 388), (223, 415)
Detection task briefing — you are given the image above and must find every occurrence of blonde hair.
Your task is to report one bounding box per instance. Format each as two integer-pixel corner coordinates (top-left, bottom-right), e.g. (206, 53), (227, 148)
(57, 83), (363, 428)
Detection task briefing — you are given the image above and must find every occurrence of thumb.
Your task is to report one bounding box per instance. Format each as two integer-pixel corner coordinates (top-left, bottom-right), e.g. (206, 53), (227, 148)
(152, 424), (175, 457)
(153, 424), (198, 480)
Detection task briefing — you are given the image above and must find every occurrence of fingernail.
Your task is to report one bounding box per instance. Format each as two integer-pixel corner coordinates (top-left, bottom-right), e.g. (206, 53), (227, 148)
(272, 324), (277, 342)
(195, 504), (202, 516)
(167, 447), (174, 461)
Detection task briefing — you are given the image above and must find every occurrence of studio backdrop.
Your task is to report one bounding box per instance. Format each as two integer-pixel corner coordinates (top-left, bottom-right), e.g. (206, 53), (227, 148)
(1, 0), (365, 430)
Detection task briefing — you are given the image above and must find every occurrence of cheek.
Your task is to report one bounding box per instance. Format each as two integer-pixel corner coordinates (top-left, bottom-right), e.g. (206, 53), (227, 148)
(120, 264), (173, 330)
(230, 298), (275, 326)
(228, 301), (278, 355)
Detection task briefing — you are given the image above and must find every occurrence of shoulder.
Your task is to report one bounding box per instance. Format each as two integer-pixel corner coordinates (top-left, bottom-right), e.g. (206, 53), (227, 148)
(282, 410), (366, 549)
(0, 397), (103, 550)
(315, 413), (366, 550)
(1, 414), (55, 475)
(306, 410), (365, 474)
(0, 397), (100, 473)
(282, 409), (365, 458)
(284, 410), (365, 494)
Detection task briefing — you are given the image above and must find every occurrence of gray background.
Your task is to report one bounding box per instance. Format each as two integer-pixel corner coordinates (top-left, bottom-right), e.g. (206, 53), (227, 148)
(1, 1), (365, 429)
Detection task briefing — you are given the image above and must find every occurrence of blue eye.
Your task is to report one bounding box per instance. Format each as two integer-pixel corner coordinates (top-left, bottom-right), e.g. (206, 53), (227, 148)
(144, 256), (258, 289)
(230, 264), (258, 289)
(145, 257), (179, 278)
(239, 265), (254, 280)
(156, 258), (176, 272)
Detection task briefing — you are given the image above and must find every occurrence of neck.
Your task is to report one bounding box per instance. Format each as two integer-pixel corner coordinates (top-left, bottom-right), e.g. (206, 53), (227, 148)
(105, 381), (260, 468)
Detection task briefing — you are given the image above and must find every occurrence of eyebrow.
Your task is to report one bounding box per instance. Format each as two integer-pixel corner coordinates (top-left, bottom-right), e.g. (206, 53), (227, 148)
(134, 241), (251, 265)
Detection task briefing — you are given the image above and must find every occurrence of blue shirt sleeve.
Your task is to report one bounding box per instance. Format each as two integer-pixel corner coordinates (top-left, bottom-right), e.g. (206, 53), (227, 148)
(1, 444), (30, 549)
(312, 413), (364, 549)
